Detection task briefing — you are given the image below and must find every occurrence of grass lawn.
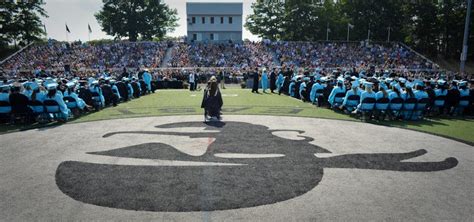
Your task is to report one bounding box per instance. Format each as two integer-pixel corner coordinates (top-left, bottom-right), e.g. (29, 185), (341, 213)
(1, 86), (473, 144)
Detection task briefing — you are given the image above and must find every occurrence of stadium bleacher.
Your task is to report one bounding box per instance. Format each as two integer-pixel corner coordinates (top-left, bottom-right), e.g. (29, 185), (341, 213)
(0, 40), (472, 124)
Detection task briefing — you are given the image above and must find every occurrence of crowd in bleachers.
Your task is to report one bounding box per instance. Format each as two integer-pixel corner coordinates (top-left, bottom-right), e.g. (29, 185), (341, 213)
(248, 67), (473, 120)
(0, 39), (472, 125)
(167, 41), (275, 68)
(270, 42), (436, 71)
(2, 40), (168, 72)
(0, 69), (155, 124)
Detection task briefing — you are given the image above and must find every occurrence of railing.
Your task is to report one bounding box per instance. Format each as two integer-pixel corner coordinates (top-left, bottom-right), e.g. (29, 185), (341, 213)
(0, 42), (34, 66)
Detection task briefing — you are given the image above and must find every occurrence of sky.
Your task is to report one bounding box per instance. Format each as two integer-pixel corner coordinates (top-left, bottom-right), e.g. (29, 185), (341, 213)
(41, 0), (259, 42)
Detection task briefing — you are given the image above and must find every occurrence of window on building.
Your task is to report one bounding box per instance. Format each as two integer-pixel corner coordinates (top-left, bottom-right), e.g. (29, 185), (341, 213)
(220, 17), (224, 24)
(202, 17), (205, 24)
(210, 17), (214, 24)
(210, 33), (214, 40)
(191, 17), (196, 24)
(193, 34), (197, 41)
(228, 17), (233, 24)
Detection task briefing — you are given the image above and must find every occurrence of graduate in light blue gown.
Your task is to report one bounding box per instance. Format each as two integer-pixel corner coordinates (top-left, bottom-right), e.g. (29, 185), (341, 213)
(327, 78), (346, 108)
(0, 85), (10, 114)
(64, 82), (87, 110)
(276, 71), (284, 95)
(355, 82), (376, 113)
(29, 87), (46, 102)
(261, 68), (269, 93)
(412, 82), (429, 120)
(44, 83), (70, 121)
(288, 79), (296, 97)
(310, 77), (324, 104)
(22, 82), (34, 99)
(124, 78), (134, 99)
(341, 80), (362, 112)
(455, 81), (470, 115)
(0, 85), (10, 102)
(143, 69), (152, 92)
(375, 82), (389, 100)
(299, 77), (308, 101)
(89, 80), (105, 107)
(110, 80), (121, 101)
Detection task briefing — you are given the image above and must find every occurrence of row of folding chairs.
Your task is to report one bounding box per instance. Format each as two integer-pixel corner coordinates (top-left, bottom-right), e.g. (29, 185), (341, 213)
(0, 96), (81, 123)
(330, 93), (471, 120)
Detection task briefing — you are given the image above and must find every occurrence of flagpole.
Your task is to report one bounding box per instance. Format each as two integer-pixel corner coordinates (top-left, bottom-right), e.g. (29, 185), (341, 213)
(347, 23), (350, 42)
(65, 23), (69, 42)
(367, 24), (370, 44)
(326, 22), (329, 41)
(387, 26), (391, 42)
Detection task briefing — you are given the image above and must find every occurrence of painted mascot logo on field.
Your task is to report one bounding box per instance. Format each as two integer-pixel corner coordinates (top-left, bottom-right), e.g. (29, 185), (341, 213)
(55, 121), (458, 212)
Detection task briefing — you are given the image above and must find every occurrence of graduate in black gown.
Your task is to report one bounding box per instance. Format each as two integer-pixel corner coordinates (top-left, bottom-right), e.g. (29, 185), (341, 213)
(201, 76), (223, 121)
(252, 67), (259, 93)
(270, 68), (277, 93)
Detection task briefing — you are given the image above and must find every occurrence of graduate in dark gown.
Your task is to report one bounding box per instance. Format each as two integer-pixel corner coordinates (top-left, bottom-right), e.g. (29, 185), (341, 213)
(252, 67), (259, 93)
(201, 76), (223, 121)
(270, 68), (277, 93)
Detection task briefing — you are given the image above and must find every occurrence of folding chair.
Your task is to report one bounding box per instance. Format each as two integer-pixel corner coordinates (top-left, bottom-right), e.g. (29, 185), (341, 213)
(345, 95), (360, 112)
(389, 97), (404, 119)
(374, 97), (389, 120)
(43, 99), (63, 121)
(0, 101), (12, 123)
(358, 97), (376, 121)
(402, 98), (418, 120)
(414, 98), (430, 120)
(333, 92), (346, 108)
(64, 96), (80, 117)
(28, 100), (48, 123)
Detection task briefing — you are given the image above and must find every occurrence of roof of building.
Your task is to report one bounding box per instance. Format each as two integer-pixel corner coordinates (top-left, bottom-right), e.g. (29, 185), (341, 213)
(186, 2), (243, 15)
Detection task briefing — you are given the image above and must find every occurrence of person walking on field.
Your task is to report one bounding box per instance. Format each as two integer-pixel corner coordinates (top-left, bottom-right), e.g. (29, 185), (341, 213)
(261, 68), (269, 93)
(251, 67), (259, 93)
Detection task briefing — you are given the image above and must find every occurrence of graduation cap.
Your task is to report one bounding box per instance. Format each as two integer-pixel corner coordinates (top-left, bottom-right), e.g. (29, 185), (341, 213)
(303, 77), (310, 82)
(351, 80), (359, 88)
(0, 84), (10, 91)
(379, 82), (388, 90)
(66, 82), (75, 88)
(406, 81), (414, 88)
(320, 77), (327, 82)
(363, 81), (374, 89)
(91, 80), (99, 85)
(398, 77), (407, 84)
(337, 76), (344, 83)
(459, 81), (467, 87)
(437, 79), (446, 85)
(414, 81), (424, 87)
(46, 83), (58, 90)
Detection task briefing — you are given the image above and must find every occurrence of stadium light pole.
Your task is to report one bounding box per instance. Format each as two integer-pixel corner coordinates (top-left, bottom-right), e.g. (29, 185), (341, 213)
(460, 0), (472, 74)
(387, 26), (391, 42)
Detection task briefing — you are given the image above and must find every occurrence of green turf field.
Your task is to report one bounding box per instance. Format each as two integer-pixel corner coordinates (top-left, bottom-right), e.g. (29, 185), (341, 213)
(1, 87), (473, 144)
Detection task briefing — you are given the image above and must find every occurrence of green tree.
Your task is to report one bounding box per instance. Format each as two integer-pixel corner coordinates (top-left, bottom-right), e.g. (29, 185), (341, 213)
(95, 0), (178, 41)
(0, 1), (18, 47)
(245, 0), (285, 41)
(402, 1), (441, 57)
(0, 0), (47, 47)
(14, 0), (48, 45)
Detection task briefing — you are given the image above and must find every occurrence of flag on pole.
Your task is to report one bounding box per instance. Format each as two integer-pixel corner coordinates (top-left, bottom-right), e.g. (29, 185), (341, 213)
(88, 24), (92, 33)
(66, 24), (71, 33)
(348, 23), (354, 29)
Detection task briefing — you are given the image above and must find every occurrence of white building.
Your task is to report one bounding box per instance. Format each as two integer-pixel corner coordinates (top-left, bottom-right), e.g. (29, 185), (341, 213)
(186, 2), (243, 42)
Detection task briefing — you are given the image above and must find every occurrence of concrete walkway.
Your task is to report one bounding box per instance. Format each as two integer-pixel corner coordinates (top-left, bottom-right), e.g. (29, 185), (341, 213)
(0, 115), (472, 221)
